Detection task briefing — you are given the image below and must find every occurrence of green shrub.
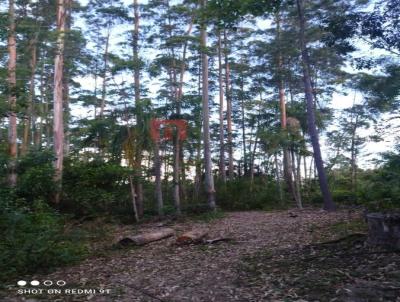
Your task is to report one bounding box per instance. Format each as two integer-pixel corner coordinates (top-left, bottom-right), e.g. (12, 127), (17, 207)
(357, 147), (400, 210)
(332, 189), (356, 204)
(215, 177), (288, 211)
(190, 208), (225, 222)
(0, 199), (85, 284)
(62, 159), (132, 217)
(15, 150), (56, 202)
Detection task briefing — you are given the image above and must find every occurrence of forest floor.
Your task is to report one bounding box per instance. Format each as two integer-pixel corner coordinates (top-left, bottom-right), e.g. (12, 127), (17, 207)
(3, 208), (400, 302)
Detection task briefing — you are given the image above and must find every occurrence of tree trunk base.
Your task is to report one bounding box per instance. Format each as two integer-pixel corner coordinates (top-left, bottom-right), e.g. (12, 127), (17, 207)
(366, 212), (400, 249)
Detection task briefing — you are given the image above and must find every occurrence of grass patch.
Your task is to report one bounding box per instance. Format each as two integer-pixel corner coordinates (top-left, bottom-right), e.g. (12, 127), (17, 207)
(327, 219), (367, 236)
(190, 209), (226, 223)
(309, 217), (368, 243)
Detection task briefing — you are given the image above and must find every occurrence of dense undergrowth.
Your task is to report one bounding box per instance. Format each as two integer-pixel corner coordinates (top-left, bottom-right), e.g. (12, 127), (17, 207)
(1, 146), (400, 285)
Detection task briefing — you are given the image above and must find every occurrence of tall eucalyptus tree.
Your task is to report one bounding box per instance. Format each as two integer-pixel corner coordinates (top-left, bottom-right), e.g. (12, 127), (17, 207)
(53, 0), (67, 203)
(200, 0), (216, 209)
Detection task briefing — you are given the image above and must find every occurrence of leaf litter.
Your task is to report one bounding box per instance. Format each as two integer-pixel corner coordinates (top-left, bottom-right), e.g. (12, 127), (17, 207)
(3, 209), (398, 301)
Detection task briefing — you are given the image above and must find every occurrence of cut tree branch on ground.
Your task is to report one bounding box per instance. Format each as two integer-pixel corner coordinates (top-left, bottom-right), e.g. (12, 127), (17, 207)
(204, 237), (234, 244)
(117, 228), (174, 247)
(176, 229), (208, 245)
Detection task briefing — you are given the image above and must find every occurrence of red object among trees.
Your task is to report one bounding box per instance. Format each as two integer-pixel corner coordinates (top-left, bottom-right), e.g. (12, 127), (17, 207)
(150, 119), (188, 142)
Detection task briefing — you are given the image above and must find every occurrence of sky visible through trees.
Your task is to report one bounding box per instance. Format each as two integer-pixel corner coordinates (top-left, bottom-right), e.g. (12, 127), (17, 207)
(69, 0), (396, 169)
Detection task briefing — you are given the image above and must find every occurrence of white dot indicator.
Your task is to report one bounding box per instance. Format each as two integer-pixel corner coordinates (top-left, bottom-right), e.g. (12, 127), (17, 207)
(31, 280), (40, 286)
(17, 280), (27, 286)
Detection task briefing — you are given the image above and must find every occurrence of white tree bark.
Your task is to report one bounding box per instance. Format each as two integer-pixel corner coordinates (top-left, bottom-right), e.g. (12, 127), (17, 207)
(200, 0), (216, 210)
(53, 0), (66, 203)
(7, 0), (17, 187)
(218, 31), (226, 182)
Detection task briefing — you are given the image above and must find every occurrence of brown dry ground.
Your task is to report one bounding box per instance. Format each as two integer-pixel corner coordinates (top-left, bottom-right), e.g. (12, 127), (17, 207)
(2, 209), (399, 302)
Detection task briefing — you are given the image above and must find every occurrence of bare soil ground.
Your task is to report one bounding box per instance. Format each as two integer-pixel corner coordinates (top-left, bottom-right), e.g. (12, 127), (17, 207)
(3, 209), (399, 302)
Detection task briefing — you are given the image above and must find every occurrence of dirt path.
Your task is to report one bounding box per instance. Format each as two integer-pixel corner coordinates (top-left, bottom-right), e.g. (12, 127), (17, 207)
(4, 209), (359, 302)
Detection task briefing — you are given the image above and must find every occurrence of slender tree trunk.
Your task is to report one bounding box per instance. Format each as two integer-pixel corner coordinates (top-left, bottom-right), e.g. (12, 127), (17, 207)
(291, 148), (302, 208)
(302, 155), (309, 197)
(274, 154), (283, 203)
(177, 17), (193, 102)
(99, 27), (110, 119)
(173, 133), (181, 214)
(200, 0), (216, 210)
(40, 59), (52, 147)
(217, 31), (226, 182)
(32, 99), (41, 149)
(249, 112), (260, 186)
(276, 12), (299, 205)
(164, 3), (182, 212)
(309, 157), (314, 180)
(7, 0), (17, 187)
(162, 144), (169, 196)
(193, 57), (202, 201)
(194, 112), (203, 201)
(172, 88), (181, 215)
(93, 44), (99, 119)
(224, 29), (234, 180)
(129, 175), (139, 222)
(22, 35), (38, 156)
(239, 76), (247, 176)
(63, 0), (71, 156)
(154, 141), (163, 216)
(177, 17), (194, 202)
(97, 26), (111, 158)
(63, 70), (70, 155)
(296, 0), (335, 211)
(133, 0), (144, 217)
(37, 58), (47, 148)
(351, 148), (356, 193)
(53, 0), (66, 203)
(296, 152), (303, 206)
(32, 54), (43, 150)
(194, 139), (202, 201)
(250, 135), (258, 182)
(249, 134), (259, 193)
(350, 115), (359, 195)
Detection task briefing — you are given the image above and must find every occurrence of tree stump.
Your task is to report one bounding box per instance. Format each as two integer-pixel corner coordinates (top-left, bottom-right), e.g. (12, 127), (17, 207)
(366, 212), (400, 249)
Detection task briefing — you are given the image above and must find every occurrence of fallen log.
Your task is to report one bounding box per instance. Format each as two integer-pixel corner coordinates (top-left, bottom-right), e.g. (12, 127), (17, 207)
(176, 229), (208, 245)
(117, 228), (174, 247)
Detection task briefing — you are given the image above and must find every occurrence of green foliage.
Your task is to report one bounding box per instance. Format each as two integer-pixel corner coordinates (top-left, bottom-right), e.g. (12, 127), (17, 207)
(0, 144), (9, 180)
(208, 0), (281, 27)
(62, 159), (132, 217)
(0, 198), (85, 284)
(0, 149), (56, 203)
(332, 189), (355, 204)
(357, 64), (400, 114)
(16, 150), (57, 203)
(324, 219), (367, 238)
(190, 209), (225, 222)
(216, 178), (288, 211)
(359, 146), (400, 211)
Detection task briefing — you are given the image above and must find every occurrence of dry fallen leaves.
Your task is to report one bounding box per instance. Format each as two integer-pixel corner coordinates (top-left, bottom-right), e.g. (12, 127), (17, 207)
(3, 208), (395, 302)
